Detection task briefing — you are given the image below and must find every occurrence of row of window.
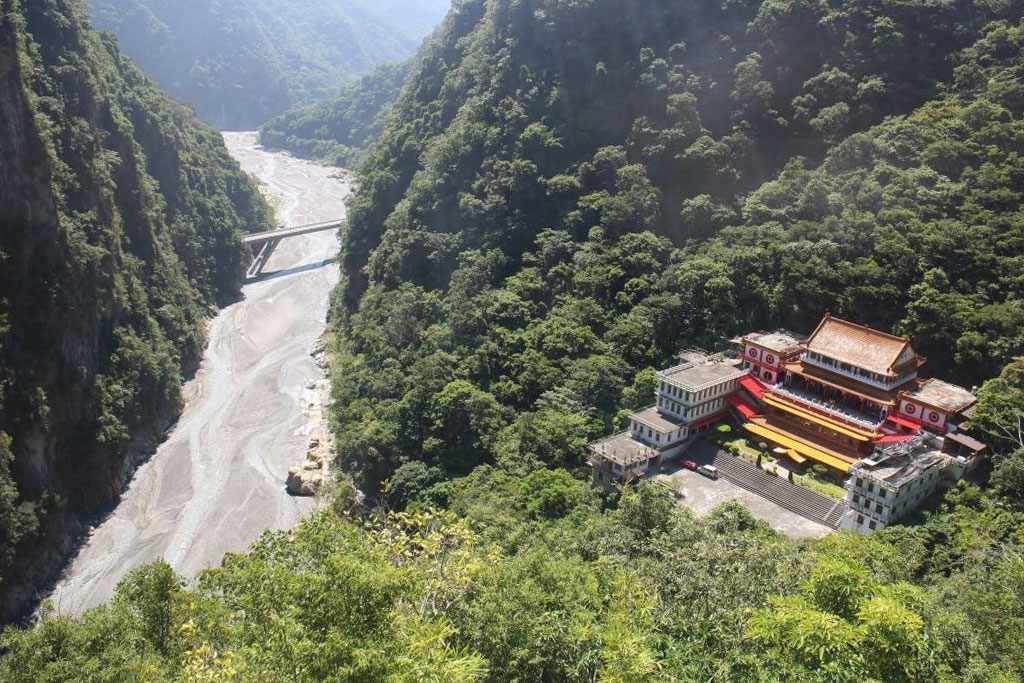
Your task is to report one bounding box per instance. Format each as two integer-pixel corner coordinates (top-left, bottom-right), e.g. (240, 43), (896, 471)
(851, 494), (887, 517)
(630, 421), (688, 446)
(854, 489), (926, 523)
(746, 346), (779, 366)
(857, 468), (939, 498)
(806, 351), (914, 388)
(855, 477), (889, 498)
(657, 395), (725, 419)
(659, 380), (735, 404)
(855, 514), (879, 531)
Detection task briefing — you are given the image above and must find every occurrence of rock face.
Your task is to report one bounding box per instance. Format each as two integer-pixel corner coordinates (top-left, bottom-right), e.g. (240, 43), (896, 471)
(285, 336), (336, 497)
(286, 462), (324, 497)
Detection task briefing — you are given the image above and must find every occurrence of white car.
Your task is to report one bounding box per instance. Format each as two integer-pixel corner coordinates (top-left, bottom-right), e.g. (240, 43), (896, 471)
(698, 464), (719, 480)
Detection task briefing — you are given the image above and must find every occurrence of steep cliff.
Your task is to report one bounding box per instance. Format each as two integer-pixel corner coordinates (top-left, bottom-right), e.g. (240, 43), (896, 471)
(0, 0), (273, 621)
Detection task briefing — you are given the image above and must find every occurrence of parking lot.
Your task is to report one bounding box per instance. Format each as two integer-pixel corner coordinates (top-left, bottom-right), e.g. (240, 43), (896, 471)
(653, 462), (833, 539)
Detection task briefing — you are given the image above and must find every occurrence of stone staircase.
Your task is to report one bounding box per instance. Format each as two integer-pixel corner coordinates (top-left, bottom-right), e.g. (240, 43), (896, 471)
(708, 450), (846, 529)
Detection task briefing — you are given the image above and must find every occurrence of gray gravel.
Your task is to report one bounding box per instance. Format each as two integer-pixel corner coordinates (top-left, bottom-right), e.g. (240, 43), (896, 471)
(654, 466), (833, 539)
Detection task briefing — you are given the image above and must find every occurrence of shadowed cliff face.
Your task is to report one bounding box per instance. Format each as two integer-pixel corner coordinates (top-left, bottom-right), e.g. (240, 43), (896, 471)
(0, 0), (272, 623)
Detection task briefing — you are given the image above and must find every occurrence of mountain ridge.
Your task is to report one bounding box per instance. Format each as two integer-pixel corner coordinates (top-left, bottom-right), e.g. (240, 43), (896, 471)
(87, 0), (450, 129)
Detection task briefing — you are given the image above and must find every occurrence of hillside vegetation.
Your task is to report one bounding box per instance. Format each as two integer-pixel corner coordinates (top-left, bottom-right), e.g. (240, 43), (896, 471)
(335, 0), (1024, 492)
(0, 0), (272, 621)
(260, 61), (412, 168)
(87, 0), (450, 129)
(3, 0), (1024, 679)
(3, 379), (1024, 680)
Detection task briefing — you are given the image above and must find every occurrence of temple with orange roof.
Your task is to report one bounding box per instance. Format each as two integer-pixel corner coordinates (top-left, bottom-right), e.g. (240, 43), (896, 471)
(732, 314), (984, 475)
(587, 314), (987, 532)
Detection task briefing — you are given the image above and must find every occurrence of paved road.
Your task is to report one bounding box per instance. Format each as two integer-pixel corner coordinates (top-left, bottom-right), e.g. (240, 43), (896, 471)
(47, 132), (351, 614)
(654, 441), (833, 539)
(656, 466), (833, 539)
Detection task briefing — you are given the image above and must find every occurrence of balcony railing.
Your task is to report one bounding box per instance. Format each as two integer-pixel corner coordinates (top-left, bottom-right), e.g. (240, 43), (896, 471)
(772, 383), (883, 431)
(803, 354), (915, 391)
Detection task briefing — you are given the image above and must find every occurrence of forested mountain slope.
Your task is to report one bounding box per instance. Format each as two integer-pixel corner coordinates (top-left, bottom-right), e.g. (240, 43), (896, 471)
(334, 0), (1023, 492)
(87, 0), (450, 130)
(260, 61), (412, 168)
(341, 0), (1022, 311)
(0, 0), (272, 621)
(3, 367), (1024, 680)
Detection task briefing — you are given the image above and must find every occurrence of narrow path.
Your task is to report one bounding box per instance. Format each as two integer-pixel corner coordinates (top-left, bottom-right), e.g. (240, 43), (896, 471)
(46, 133), (351, 614)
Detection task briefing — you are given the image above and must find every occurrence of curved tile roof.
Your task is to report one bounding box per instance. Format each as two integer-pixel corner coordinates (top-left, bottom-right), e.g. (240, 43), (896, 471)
(806, 315), (915, 376)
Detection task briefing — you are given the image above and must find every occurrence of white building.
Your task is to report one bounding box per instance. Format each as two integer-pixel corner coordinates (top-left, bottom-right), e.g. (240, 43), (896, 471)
(590, 351), (747, 482)
(841, 434), (954, 533)
(735, 330), (804, 385)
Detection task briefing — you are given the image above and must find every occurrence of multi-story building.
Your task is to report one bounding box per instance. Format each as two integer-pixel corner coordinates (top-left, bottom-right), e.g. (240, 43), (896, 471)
(587, 433), (657, 484)
(841, 434), (953, 532)
(589, 351), (747, 483)
(736, 330), (804, 385)
(731, 315), (980, 475)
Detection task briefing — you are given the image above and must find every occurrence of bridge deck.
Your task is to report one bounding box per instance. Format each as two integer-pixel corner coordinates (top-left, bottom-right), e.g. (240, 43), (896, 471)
(243, 219), (343, 245)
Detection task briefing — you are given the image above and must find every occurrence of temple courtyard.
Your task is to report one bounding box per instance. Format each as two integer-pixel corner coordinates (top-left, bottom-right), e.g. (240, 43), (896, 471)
(653, 443), (834, 539)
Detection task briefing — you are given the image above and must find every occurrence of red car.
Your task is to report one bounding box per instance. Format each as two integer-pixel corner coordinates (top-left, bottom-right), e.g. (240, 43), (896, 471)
(682, 460), (698, 472)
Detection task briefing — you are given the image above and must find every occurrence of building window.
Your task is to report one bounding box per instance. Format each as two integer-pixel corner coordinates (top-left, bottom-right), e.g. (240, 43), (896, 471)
(869, 521), (877, 530)
(879, 489), (886, 499)
(857, 515), (864, 525)
(875, 503), (882, 514)
(867, 482), (874, 493)
(853, 494), (860, 504)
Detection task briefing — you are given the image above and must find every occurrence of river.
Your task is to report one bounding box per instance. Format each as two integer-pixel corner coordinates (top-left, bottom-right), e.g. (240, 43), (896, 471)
(46, 133), (351, 615)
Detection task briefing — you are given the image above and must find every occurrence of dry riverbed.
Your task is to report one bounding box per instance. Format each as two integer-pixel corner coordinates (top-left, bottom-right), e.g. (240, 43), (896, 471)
(46, 133), (350, 614)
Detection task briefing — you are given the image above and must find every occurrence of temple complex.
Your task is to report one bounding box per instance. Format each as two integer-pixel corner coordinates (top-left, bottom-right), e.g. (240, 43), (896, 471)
(732, 314), (982, 474)
(588, 315), (987, 533)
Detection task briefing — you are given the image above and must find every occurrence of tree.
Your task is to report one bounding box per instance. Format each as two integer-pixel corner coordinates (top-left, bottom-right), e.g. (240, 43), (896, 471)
(970, 359), (1024, 453)
(113, 562), (184, 654)
(747, 557), (931, 681)
(0, 433), (37, 585)
(991, 449), (1024, 508)
(426, 381), (507, 474)
(494, 408), (594, 470)
(385, 461), (444, 510)
(523, 469), (589, 519)
(615, 482), (675, 541)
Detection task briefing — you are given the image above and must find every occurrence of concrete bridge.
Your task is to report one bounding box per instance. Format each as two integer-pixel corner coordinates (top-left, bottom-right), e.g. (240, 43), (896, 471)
(244, 219), (344, 279)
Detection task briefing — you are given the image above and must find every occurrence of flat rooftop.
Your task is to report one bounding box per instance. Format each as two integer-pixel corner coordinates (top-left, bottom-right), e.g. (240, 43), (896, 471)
(743, 330), (804, 354)
(589, 432), (657, 466)
(661, 354), (747, 391)
(854, 436), (952, 489)
(632, 406), (685, 433)
(905, 378), (976, 414)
